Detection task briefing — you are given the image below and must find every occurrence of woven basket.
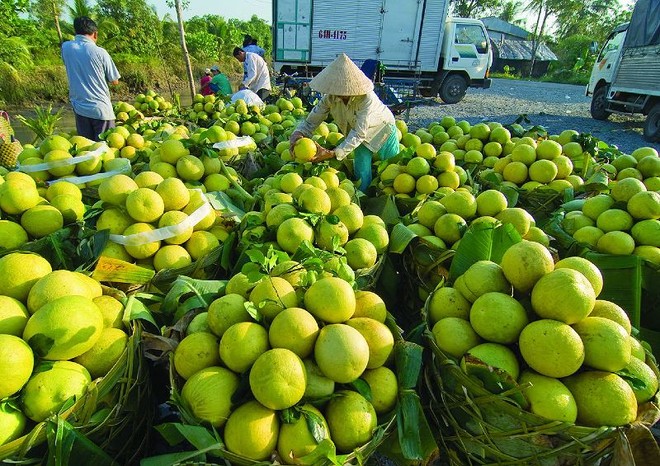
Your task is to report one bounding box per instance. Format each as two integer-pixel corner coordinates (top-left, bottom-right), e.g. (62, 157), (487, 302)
(0, 320), (153, 465)
(0, 141), (22, 168)
(420, 302), (660, 465)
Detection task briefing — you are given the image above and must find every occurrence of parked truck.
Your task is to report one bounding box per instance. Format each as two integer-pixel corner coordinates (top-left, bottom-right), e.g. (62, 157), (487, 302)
(586, 0), (660, 141)
(272, 0), (492, 104)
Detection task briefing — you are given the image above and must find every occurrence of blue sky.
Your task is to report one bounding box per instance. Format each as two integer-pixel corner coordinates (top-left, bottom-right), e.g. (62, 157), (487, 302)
(149, 0), (272, 23)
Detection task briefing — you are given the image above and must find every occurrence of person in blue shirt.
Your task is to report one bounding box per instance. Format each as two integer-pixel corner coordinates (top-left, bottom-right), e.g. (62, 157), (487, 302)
(61, 17), (120, 141)
(242, 35), (266, 57)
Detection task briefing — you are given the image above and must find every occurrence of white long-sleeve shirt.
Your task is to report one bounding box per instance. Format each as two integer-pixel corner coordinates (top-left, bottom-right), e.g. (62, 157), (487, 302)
(295, 92), (395, 160)
(242, 52), (271, 93)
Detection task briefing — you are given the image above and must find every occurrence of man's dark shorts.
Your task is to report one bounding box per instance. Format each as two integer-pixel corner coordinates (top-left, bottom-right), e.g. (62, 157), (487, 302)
(75, 113), (115, 141)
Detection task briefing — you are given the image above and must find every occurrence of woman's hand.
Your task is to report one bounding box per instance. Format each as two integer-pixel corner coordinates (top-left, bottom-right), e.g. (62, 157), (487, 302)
(311, 143), (335, 162)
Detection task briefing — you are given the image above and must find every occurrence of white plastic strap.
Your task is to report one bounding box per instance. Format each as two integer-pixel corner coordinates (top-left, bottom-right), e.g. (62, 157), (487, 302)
(47, 161), (132, 186)
(17, 143), (109, 173)
(212, 136), (254, 151)
(108, 190), (213, 246)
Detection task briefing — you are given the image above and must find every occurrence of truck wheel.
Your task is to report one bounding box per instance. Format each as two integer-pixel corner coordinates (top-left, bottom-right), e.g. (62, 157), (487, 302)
(439, 75), (467, 104)
(590, 87), (611, 120)
(644, 103), (660, 142)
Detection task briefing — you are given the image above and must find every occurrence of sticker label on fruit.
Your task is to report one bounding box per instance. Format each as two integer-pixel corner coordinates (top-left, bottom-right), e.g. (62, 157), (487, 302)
(108, 190), (213, 246)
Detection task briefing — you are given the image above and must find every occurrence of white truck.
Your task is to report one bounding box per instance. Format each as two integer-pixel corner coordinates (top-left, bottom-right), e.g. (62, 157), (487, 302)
(272, 0), (492, 104)
(586, 0), (660, 142)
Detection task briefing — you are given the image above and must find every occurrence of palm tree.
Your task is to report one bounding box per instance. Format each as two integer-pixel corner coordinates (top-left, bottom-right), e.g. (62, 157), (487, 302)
(498, 1), (526, 26)
(67, 0), (92, 22)
(525, 0), (558, 77)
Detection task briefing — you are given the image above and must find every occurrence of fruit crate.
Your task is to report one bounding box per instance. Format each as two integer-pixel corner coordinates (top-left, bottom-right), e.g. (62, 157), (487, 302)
(419, 298), (660, 465)
(583, 252), (660, 355)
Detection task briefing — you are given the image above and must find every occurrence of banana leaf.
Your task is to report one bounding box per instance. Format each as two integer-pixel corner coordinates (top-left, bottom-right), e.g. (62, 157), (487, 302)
(92, 256), (156, 285)
(448, 222), (521, 281)
(0, 223), (109, 272)
(360, 195), (402, 227)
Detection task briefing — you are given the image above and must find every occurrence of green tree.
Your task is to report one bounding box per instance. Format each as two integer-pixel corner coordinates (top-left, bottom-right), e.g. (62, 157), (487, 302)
(525, 0), (564, 77)
(186, 31), (219, 61)
(96, 0), (163, 56)
(497, 1), (525, 26)
(554, 0), (632, 44)
(67, 0), (93, 22)
(31, 0), (66, 44)
(451, 0), (502, 18)
(0, 0), (30, 36)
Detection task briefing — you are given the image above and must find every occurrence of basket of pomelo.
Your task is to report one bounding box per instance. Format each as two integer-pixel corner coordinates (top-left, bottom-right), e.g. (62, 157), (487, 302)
(420, 224), (660, 465)
(143, 270), (435, 465)
(0, 252), (153, 464)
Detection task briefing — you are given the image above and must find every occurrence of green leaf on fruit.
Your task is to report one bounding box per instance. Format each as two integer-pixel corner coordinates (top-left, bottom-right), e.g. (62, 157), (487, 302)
(616, 368), (648, 391)
(244, 301), (262, 323)
(449, 222), (521, 281)
(245, 249), (267, 267)
(280, 407), (300, 424)
(295, 439), (339, 466)
(389, 222), (419, 254)
(325, 214), (340, 225)
(350, 378), (372, 401)
(302, 408), (330, 444)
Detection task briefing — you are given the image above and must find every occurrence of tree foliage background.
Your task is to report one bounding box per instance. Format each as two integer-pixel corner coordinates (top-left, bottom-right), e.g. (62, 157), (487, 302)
(0, 0), (271, 105)
(452, 0), (632, 83)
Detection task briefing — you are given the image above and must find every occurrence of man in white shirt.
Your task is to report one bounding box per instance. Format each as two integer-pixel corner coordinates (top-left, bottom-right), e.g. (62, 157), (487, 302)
(233, 47), (271, 101)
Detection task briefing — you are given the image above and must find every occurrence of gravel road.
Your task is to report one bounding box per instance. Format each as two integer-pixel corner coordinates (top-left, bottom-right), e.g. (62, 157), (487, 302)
(405, 78), (660, 156)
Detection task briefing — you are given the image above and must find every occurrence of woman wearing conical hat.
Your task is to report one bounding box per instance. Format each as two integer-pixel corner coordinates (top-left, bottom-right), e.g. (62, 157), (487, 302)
(289, 53), (398, 192)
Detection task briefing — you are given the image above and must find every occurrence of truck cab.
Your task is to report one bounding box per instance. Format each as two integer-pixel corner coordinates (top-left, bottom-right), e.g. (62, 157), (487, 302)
(586, 22), (628, 117)
(585, 0), (659, 141)
(426, 18), (492, 103)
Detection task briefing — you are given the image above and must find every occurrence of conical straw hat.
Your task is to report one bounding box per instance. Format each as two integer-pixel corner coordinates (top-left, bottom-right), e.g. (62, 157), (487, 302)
(309, 53), (374, 96)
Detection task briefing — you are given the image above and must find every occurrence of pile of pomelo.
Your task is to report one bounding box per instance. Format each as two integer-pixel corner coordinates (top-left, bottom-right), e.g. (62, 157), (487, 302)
(234, 162), (390, 276)
(93, 172), (229, 272)
(561, 147), (659, 264)
(429, 240), (658, 427)
(0, 251), (129, 445)
(3, 87), (660, 466)
(0, 172), (86, 247)
(129, 89), (176, 118)
(10, 132), (133, 188)
(375, 117), (590, 198)
(172, 273), (398, 462)
(405, 189), (547, 253)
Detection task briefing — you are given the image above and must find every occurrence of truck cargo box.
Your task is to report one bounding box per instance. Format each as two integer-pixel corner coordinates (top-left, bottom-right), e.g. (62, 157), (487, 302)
(273, 0), (450, 72)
